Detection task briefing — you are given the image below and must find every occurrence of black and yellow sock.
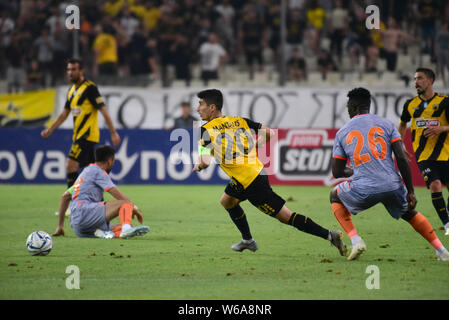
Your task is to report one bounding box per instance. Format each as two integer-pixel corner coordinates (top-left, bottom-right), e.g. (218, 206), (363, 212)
(431, 192), (449, 225)
(67, 172), (79, 188)
(227, 205), (252, 240)
(288, 212), (329, 240)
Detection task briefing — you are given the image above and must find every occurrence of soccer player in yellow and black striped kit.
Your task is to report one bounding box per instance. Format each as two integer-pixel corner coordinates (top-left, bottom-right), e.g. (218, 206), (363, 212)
(193, 89), (347, 255)
(41, 58), (121, 187)
(398, 68), (449, 235)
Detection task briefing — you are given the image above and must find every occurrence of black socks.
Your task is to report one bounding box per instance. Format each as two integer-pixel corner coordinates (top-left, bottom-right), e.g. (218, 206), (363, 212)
(227, 205), (252, 240)
(431, 192), (449, 225)
(288, 212), (329, 240)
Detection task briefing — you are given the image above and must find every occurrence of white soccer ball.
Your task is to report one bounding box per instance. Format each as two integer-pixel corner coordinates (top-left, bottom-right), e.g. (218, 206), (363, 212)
(26, 231), (53, 256)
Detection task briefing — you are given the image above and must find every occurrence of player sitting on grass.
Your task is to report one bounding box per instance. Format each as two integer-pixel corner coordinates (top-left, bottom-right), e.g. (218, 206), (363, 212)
(52, 145), (149, 239)
(331, 87), (449, 261)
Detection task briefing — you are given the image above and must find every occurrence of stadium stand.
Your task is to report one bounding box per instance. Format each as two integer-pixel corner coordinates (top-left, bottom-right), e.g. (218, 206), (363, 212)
(0, 0), (448, 92)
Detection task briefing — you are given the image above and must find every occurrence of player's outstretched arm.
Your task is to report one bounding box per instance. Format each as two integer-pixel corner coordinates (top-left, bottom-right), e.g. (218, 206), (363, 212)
(193, 142), (212, 172)
(193, 154), (211, 172)
(107, 187), (144, 223)
(397, 121), (413, 160)
(52, 188), (72, 236)
(41, 108), (70, 138)
(108, 186), (131, 202)
(99, 106), (121, 147)
(392, 140), (417, 210)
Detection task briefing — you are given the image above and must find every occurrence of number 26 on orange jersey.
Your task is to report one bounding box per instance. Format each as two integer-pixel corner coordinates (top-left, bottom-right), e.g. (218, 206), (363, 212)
(346, 126), (387, 167)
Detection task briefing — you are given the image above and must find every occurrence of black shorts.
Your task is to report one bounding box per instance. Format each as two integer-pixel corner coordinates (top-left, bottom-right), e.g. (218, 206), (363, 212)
(68, 139), (96, 168)
(224, 172), (286, 217)
(417, 160), (449, 188)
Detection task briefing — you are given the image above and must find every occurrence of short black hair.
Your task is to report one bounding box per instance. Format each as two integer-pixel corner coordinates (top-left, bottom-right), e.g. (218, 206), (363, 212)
(197, 89), (223, 111)
(67, 58), (83, 69)
(415, 67), (435, 83)
(347, 87), (371, 110)
(95, 145), (115, 163)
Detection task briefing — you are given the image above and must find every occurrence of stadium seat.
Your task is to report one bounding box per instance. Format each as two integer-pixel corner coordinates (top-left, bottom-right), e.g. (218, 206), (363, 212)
(376, 59), (387, 73)
(320, 38), (331, 52)
(397, 54), (412, 71)
(251, 72), (269, 86)
(305, 57), (317, 71)
(188, 80), (204, 88)
(307, 72), (323, 86)
(327, 72), (340, 85)
(205, 80), (222, 88)
(380, 71), (399, 86)
(362, 73), (380, 86)
(171, 80), (187, 88)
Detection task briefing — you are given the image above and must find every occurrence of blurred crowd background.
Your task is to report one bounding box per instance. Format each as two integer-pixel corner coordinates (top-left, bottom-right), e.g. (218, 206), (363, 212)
(1, 0), (449, 93)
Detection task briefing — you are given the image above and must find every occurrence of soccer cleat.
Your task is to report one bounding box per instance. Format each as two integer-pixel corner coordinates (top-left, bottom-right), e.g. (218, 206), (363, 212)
(94, 229), (114, 239)
(329, 230), (348, 256)
(231, 239), (258, 252)
(119, 225), (150, 239)
(437, 248), (449, 261)
(444, 225), (449, 236)
(347, 238), (367, 261)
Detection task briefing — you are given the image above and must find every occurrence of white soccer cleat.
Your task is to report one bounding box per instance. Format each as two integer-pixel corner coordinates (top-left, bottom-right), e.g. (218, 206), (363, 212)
(231, 239), (258, 252)
(437, 248), (449, 261)
(119, 225), (150, 239)
(347, 238), (366, 261)
(94, 229), (114, 239)
(444, 225), (449, 236)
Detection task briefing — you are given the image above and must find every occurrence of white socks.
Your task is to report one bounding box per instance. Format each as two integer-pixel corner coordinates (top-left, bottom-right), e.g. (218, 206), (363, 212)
(351, 235), (362, 246)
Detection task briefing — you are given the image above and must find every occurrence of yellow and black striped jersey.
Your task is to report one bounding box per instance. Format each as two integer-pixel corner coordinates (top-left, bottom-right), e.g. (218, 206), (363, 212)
(400, 93), (449, 162)
(64, 80), (105, 143)
(200, 116), (264, 189)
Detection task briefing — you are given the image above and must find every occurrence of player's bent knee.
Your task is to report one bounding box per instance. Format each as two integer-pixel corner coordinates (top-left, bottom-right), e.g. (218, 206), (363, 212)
(220, 194), (239, 209)
(330, 187), (340, 204)
(429, 180), (442, 193)
(274, 206), (292, 224)
(401, 210), (417, 222)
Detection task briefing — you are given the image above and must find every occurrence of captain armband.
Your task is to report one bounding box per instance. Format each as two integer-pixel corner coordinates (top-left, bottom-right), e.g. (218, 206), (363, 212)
(198, 144), (212, 156)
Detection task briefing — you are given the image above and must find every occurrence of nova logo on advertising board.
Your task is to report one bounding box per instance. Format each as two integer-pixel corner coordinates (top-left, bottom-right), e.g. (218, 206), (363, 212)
(107, 132), (229, 182)
(0, 150), (66, 180)
(0, 129), (229, 184)
(276, 130), (335, 185)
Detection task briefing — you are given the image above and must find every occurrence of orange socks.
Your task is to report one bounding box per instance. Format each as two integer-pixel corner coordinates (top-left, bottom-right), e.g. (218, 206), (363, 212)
(112, 225), (122, 238)
(332, 202), (358, 239)
(408, 212), (443, 250)
(119, 203), (133, 226)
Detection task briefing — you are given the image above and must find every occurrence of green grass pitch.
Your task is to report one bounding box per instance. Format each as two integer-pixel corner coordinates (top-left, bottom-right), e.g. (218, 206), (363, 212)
(1, 184), (448, 300)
